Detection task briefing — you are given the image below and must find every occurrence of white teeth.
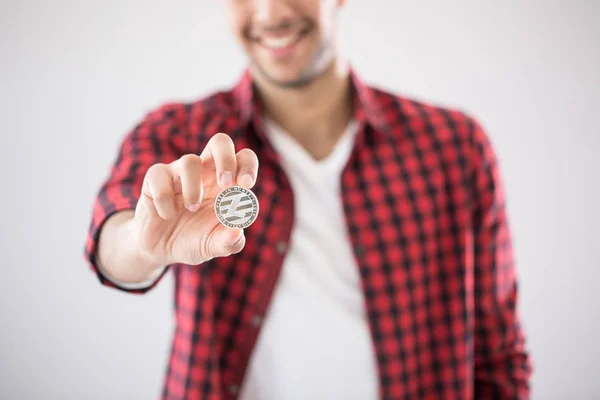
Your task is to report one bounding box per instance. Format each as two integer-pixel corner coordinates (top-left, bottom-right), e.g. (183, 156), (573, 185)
(261, 34), (298, 49)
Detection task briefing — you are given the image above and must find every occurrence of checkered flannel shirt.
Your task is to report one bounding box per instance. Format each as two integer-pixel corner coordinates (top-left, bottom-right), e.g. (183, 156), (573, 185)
(84, 68), (532, 399)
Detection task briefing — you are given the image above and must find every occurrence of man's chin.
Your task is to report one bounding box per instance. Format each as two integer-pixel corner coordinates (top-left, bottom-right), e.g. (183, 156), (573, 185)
(252, 63), (318, 90)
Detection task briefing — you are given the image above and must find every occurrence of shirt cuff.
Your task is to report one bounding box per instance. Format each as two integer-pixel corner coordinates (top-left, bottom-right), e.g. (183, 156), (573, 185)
(96, 259), (164, 290)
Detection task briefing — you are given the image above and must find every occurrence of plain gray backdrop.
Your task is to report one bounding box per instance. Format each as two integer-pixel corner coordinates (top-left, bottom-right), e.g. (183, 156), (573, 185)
(1, 0), (599, 398)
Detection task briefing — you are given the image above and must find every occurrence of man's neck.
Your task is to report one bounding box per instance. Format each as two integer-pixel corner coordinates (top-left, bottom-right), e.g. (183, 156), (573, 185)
(252, 59), (354, 161)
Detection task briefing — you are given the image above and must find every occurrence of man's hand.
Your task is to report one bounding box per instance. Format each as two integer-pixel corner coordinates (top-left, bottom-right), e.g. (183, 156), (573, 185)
(97, 133), (259, 284)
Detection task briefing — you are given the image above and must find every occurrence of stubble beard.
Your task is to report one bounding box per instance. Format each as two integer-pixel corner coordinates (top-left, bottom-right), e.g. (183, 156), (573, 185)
(251, 36), (335, 90)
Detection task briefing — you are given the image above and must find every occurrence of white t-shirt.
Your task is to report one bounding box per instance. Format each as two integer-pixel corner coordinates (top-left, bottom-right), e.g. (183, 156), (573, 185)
(239, 117), (379, 400)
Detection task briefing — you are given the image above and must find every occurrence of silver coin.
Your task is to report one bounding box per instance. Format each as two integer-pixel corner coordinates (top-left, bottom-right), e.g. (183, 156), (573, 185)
(214, 185), (259, 229)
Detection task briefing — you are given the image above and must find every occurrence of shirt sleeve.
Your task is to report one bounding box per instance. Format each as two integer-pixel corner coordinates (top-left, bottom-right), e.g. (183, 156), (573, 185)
(469, 117), (533, 399)
(83, 103), (189, 294)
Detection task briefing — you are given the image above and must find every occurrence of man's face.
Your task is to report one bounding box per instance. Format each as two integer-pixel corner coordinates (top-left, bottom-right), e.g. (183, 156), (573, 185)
(225, 0), (343, 88)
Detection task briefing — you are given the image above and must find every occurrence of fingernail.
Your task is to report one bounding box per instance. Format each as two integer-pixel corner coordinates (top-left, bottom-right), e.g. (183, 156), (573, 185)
(220, 171), (233, 187)
(187, 203), (200, 212)
(239, 173), (254, 187)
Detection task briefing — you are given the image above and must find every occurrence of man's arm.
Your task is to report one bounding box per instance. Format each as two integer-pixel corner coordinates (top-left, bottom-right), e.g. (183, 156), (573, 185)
(83, 103), (183, 293)
(96, 210), (166, 288)
(469, 117), (533, 398)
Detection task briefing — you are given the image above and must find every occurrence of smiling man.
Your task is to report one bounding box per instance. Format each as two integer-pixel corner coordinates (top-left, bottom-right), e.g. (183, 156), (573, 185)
(84, 0), (532, 399)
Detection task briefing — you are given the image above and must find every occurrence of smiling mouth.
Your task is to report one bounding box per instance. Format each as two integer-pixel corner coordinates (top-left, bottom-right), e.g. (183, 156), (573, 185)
(251, 26), (311, 51)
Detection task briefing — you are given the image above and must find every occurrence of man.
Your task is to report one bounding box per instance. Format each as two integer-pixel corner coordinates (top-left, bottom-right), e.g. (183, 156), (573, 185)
(84, 0), (532, 399)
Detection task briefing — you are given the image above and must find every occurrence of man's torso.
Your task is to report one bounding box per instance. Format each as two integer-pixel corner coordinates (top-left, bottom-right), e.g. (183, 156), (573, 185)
(157, 71), (478, 400)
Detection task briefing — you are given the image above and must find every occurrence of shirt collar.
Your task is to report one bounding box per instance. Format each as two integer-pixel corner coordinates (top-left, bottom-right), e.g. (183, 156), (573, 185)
(231, 66), (393, 135)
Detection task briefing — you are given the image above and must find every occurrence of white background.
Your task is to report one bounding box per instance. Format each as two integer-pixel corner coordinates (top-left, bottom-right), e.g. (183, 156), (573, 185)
(1, 0), (598, 398)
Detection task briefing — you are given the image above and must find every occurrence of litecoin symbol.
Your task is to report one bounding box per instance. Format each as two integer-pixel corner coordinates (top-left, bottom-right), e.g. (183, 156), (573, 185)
(214, 186), (259, 229)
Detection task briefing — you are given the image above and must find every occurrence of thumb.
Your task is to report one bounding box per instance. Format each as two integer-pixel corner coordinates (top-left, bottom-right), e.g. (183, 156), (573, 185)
(208, 227), (246, 258)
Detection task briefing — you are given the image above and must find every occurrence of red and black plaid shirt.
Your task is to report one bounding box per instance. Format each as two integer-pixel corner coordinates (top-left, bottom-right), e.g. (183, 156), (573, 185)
(85, 68), (532, 399)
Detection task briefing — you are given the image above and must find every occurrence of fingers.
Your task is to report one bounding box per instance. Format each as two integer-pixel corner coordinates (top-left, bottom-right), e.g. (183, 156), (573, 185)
(143, 153), (205, 219)
(200, 133), (259, 188)
(143, 163), (177, 220)
(143, 132), (257, 222)
(200, 133), (237, 189)
(235, 148), (259, 188)
(171, 154), (203, 212)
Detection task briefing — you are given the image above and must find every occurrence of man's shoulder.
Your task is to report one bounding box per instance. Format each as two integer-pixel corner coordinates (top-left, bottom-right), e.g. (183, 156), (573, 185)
(369, 85), (479, 141)
(134, 87), (243, 137)
(370, 85), (497, 173)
